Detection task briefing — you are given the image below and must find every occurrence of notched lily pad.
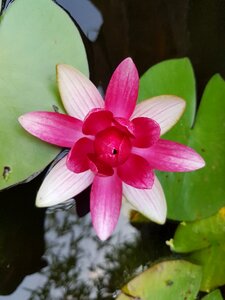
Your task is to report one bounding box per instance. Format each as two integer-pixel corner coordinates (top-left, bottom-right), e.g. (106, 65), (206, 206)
(139, 58), (225, 221)
(0, 0), (88, 189)
(116, 260), (202, 300)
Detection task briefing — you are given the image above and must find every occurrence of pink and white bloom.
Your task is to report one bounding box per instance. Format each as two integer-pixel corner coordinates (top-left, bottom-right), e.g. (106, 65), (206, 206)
(19, 58), (205, 240)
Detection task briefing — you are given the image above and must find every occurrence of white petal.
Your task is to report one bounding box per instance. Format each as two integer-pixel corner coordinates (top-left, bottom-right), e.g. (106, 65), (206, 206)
(36, 156), (94, 207)
(132, 95), (186, 135)
(57, 64), (104, 119)
(123, 176), (167, 224)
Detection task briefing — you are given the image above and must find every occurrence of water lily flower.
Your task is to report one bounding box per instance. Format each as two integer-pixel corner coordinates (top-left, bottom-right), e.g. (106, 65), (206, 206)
(19, 58), (205, 240)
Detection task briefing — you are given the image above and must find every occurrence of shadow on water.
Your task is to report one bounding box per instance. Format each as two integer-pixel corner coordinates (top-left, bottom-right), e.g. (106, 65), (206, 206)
(89, 0), (225, 100)
(0, 0), (225, 299)
(0, 174), (46, 295)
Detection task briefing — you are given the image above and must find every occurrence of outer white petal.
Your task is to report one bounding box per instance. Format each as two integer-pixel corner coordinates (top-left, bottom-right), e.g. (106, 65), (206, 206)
(123, 176), (167, 224)
(36, 156), (94, 207)
(132, 95), (186, 135)
(57, 64), (104, 119)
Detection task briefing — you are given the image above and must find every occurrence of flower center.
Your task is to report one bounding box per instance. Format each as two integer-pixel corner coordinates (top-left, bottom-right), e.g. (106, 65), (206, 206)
(94, 127), (132, 167)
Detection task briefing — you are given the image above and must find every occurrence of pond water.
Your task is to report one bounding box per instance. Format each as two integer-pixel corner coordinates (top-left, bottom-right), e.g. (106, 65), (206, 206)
(0, 0), (225, 299)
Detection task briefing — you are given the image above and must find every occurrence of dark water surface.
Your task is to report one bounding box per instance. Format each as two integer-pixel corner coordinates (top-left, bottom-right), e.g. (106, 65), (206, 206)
(0, 0), (225, 299)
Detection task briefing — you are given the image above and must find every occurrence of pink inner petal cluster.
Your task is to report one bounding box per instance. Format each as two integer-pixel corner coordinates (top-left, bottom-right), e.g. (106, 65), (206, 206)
(19, 57), (205, 241)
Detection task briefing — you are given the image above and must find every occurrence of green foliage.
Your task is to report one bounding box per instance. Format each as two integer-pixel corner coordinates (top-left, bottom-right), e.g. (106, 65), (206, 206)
(170, 208), (225, 291)
(190, 245), (225, 292)
(116, 260), (202, 300)
(139, 58), (225, 221)
(0, 0), (88, 189)
(201, 289), (223, 300)
(169, 208), (225, 253)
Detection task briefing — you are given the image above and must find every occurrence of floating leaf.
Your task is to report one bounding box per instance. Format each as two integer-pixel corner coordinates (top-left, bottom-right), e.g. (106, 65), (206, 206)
(0, 0), (88, 189)
(169, 207), (225, 253)
(116, 260), (202, 300)
(138, 57), (196, 142)
(201, 289), (223, 300)
(139, 59), (225, 221)
(170, 208), (225, 291)
(189, 245), (225, 292)
(182, 75), (225, 221)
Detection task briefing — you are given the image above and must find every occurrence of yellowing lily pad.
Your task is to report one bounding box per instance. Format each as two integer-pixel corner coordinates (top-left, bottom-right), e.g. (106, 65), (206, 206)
(139, 59), (225, 221)
(170, 208), (225, 291)
(0, 0), (88, 189)
(116, 260), (202, 300)
(170, 207), (225, 253)
(116, 294), (130, 300)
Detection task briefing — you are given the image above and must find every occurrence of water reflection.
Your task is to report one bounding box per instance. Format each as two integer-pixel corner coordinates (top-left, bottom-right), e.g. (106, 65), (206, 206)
(25, 206), (139, 300)
(0, 188), (175, 300)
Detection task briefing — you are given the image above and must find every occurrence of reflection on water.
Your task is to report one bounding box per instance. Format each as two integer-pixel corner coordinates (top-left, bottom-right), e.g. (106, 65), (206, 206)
(0, 191), (174, 300)
(25, 206), (138, 300)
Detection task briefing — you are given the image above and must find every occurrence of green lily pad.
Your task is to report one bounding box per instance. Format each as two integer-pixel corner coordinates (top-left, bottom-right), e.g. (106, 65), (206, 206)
(138, 58), (196, 143)
(189, 245), (225, 292)
(0, 0), (88, 189)
(201, 290), (223, 300)
(139, 59), (225, 221)
(182, 74), (225, 221)
(116, 260), (202, 300)
(170, 208), (225, 291)
(169, 207), (225, 253)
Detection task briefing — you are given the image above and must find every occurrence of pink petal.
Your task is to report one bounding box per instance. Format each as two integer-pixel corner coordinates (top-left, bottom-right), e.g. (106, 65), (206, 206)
(133, 139), (205, 172)
(19, 111), (83, 148)
(105, 57), (139, 118)
(132, 95), (186, 135)
(36, 156), (94, 207)
(132, 117), (160, 148)
(88, 154), (114, 177)
(113, 117), (135, 136)
(82, 109), (113, 135)
(90, 174), (122, 240)
(57, 64), (104, 119)
(66, 138), (94, 173)
(123, 176), (167, 224)
(94, 127), (132, 167)
(117, 154), (154, 189)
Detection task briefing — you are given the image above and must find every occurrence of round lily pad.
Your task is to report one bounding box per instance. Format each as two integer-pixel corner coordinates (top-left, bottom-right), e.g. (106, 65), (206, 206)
(0, 0), (88, 189)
